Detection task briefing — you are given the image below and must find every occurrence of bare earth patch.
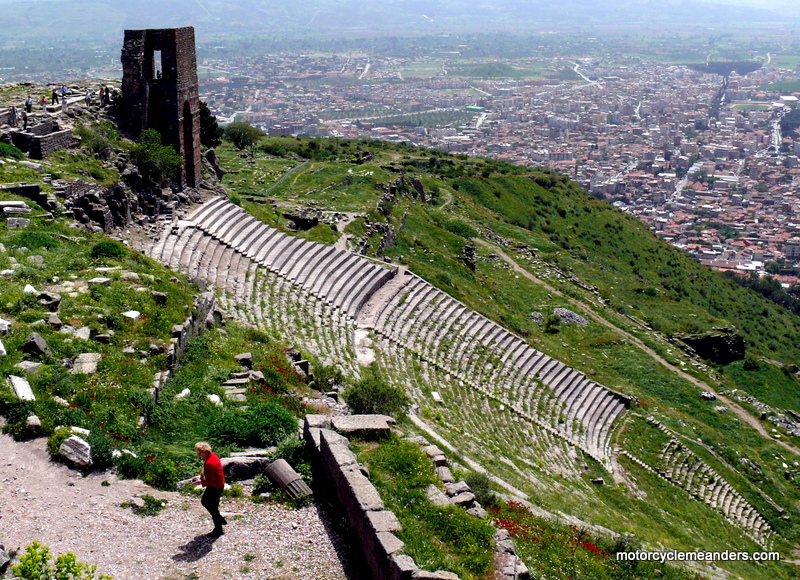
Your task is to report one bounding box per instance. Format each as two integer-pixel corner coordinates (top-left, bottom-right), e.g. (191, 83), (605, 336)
(0, 431), (354, 580)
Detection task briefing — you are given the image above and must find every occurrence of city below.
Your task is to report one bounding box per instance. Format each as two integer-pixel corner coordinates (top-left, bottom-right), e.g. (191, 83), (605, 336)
(196, 50), (800, 286)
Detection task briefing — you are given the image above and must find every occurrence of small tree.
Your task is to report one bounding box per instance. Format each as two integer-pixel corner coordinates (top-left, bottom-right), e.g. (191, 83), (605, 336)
(342, 368), (410, 418)
(223, 121), (264, 153)
(130, 129), (182, 186)
(199, 100), (223, 148)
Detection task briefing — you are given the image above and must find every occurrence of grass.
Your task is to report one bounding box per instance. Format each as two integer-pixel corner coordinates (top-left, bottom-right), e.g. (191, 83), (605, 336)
(490, 500), (703, 580)
(357, 436), (496, 579)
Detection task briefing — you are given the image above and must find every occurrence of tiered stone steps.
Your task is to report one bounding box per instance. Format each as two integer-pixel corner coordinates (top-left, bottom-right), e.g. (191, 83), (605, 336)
(654, 438), (773, 547)
(148, 197), (629, 468)
(369, 271), (629, 464)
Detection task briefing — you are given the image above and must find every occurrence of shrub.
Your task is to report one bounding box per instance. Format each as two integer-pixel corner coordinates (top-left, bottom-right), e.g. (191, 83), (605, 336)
(47, 426), (74, 457)
(90, 240), (126, 260)
(130, 494), (167, 516)
(0, 142), (24, 159)
(75, 121), (121, 160)
(87, 429), (115, 469)
(311, 364), (346, 391)
(463, 471), (497, 507)
(13, 542), (111, 580)
(208, 402), (297, 448)
(142, 455), (181, 490)
(444, 219), (478, 239)
(199, 100), (223, 148)
(10, 231), (58, 249)
(130, 128), (182, 185)
(342, 368), (410, 418)
(223, 121), (264, 152)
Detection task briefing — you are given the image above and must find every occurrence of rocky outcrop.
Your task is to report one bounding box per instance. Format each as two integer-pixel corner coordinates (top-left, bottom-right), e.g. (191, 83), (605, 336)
(675, 328), (745, 365)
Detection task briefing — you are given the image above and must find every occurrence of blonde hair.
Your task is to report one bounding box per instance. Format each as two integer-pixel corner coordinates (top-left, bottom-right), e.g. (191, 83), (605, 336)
(194, 442), (212, 453)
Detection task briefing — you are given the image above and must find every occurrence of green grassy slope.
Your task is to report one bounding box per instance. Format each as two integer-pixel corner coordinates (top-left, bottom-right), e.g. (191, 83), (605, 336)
(217, 137), (800, 579)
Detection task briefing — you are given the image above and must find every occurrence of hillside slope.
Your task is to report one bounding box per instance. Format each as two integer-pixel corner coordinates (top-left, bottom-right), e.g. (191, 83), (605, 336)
(204, 137), (800, 579)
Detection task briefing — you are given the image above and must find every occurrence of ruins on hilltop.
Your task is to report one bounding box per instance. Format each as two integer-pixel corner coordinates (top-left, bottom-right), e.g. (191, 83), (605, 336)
(120, 26), (202, 188)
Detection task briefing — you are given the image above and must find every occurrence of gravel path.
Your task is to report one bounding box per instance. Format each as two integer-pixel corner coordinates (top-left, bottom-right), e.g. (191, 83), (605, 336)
(0, 430), (355, 580)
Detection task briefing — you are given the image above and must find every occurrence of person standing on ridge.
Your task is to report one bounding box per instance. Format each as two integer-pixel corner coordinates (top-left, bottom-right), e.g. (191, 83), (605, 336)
(51, 87), (59, 105)
(25, 95), (32, 113)
(193, 442), (227, 536)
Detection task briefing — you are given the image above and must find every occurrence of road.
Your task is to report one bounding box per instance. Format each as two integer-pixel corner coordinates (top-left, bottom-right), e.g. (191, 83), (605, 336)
(571, 61), (601, 88)
(358, 59), (371, 80)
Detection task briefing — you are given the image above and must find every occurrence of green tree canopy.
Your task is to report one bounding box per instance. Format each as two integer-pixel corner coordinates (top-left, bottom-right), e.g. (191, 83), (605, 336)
(223, 121), (264, 153)
(130, 129), (182, 186)
(199, 100), (223, 149)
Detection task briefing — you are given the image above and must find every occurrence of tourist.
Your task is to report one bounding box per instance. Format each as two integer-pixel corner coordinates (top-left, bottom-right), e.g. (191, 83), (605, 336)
(61, 84), (67, 101)
(193, 442), (227, 536)
(21, 110), (27, 130)
(99, 87), (105, 107)
(51, 87), (59, 105)
(40, 95), (47, 111)
(84, 90), (91, 105)
(9, 105), (17, 127)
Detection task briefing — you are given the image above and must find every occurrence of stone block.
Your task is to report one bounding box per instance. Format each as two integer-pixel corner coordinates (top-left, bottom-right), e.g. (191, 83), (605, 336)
(38, 291), (62, 310)
(449, 491), (476, 506)
(467, 506), (488, 519)
(423, 445), (445, 458)
(26, 415), (41, 429)
(436, 466), (455, 483)
(15, 361), (42, 374)
(8, 375), (35, 400)
(234, 352), (253, 368)
(376, 531), (404, 556)
(426, 484), (449, 506)
(0, 338), (5, 357)
(0, 318), (9, 333)
(59, 435), (92, 466)
(389, 554), (417, 580)
(22, 332), (50, 356)
(88, 277), (112, 285)
(445, 481), (470, 496)
(7, 218), (30, 228)
(332, 414), (394, 435)
(412, 571), (459, 580)
(304, 414), (331, 431)
(72, 353), (101, 374)
(366, 510), (402, 533)
(343, 468), (384, 511)
(221, 456), (271, 480)
(74, 326), (91, 340)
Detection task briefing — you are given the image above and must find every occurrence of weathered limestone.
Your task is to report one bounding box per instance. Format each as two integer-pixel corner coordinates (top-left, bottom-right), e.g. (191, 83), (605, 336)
(71, 353), (101, 375)
(8, 375), (35, 401)
(22, 332), (50, 356)
(331, 414), (395, 436)
(59, 435), (92, 466)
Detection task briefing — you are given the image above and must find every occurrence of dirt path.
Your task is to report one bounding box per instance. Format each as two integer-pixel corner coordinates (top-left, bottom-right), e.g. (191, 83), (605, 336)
(0, 430), (354, 580)
(477, 240), (800, 459)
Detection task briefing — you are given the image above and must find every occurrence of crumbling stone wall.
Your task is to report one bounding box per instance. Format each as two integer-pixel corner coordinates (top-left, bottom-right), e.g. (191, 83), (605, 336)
(120, 26), (202, 188)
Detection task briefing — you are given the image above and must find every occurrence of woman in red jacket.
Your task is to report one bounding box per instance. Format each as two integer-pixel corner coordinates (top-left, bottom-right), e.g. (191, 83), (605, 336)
(194, 442), (227, 536)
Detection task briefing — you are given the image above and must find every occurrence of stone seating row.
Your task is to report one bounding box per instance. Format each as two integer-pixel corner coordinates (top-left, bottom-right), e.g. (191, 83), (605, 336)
(657, 439), (772, 547)
(184, 199), (395, 320)
(371, 272), (627, 460)
(373, 335), (580, 476)
(153, 198), (625, 464)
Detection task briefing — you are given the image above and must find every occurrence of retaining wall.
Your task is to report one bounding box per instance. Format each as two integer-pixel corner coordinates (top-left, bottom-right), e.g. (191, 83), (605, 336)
(304, 416), (529, 580)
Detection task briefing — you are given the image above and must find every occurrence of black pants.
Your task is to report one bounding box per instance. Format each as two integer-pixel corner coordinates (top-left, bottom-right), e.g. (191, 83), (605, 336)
(201, 486), (225, 529)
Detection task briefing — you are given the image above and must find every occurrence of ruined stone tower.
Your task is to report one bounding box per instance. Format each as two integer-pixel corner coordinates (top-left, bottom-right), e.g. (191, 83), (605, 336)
(121, 26), (202, 187)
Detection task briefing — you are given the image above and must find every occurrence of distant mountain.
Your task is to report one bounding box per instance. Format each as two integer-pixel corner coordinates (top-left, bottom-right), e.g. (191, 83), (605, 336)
(0, 0), (791, 43)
